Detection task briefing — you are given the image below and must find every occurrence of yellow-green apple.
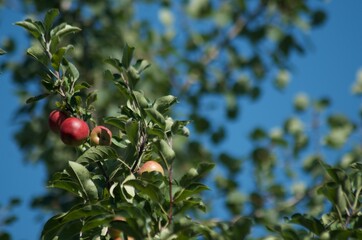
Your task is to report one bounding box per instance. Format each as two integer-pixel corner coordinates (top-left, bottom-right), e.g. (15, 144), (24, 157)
(90, 125), (112, 146)
(138, 161), (164, 175)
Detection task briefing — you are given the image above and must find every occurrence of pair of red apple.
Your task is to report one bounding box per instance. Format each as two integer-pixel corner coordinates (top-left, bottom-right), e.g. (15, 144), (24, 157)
(48, 110), (112, 146)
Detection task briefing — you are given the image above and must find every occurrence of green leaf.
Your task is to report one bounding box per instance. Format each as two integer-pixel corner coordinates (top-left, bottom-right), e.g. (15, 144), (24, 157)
(174, 183), (209, 203)
(133, 91), (150, 109)
(67, 161), (99, 201)
(230, 217), (252, 239)
(105, 57), (124, 72)
(76, 146), (118, 164)
(156, 139), (176, 162)
(44, 8), (59, 33)
(122, 43), (135, 69)
(174, 197), (207, 214)
(311, 10), (327, 26)
(180, 162), (215, 187)
(317, 183), (336, 204)
(289, 214), (325, 235)
(62, 204), (109, 223)
(41, 75), (54, 91)
(325, 167), (347, 184)
(86, 91), (97, 106)
(81, 215), (110, 233)
(62, 58), (79, 81)
(41, 204), (108, 240)
(74, 82), (91, 93)
(145, 107), (166, 128)
(41, 216), (81, 240)
(51, 23), (81, 39)
(146, 125), (165, 138)
(154, 95), (178, 114)
(15, 19), (43, 39)
(48, 172), (81, 196)
(125, 120), (139, 145)
(125, 179), (162, 203)
(171, 120), (190, 137)
(49, 179), (81, 197)
(27, 44), (48, 65)
(134, 59), (150, 73)
(51, 45), (74, 70)
(104, 116), (127, 131)
(127, 66), (140, 87)
(25, 93), (50, 104)
(314, 97), (330, 111)
(249, 127), (267, 141)
(121, 174), (136, 203)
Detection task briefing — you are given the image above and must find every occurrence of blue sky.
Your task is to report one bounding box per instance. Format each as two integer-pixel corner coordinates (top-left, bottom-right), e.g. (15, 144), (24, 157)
(1, 1), (362, 239)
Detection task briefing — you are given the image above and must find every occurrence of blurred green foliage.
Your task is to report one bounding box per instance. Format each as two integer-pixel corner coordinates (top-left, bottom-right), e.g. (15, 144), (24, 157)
(3, 0), (362, 239)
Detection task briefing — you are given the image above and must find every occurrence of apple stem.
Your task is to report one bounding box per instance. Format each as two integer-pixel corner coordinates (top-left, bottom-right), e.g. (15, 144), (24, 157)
(131, 125), (147, 173)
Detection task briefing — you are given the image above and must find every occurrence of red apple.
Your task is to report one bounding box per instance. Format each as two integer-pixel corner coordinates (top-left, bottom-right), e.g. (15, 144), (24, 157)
(48, 110), (68, 134)
(90, 126), (112, 146)
(138, 161), (164, 175)
(59, 117), (89, 146)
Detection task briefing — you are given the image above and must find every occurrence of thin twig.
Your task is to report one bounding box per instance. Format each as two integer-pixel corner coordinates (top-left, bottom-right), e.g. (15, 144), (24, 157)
(179, 4), (265, 93)
(168, 161), (174, 224)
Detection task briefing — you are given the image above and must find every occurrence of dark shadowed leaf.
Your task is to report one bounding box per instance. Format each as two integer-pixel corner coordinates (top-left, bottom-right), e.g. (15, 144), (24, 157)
(289, 214), (325, 235)
(122, 43), (135, 69)
(125, 120), (139, 145)
(26, 93), (50, 104)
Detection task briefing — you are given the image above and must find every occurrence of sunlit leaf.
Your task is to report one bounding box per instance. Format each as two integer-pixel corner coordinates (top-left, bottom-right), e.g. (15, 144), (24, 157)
(15, 19), (43, 39)
(156, 139), (175, 162)
(76, 146), (118, 164)
(44, 8), (59, 33)
(145, 107), (166, 128)
(154, 95), (178, 114)
(67, 161), (99, 201)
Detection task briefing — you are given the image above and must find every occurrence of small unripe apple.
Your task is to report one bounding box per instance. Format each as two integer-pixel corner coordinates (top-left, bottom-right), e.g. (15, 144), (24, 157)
(48, 110), (68, 134)
(90, 126), (112, 146)
(109, 216), (134, 240)
(59, 117), (89, 146)
(138, 161), (164, 175)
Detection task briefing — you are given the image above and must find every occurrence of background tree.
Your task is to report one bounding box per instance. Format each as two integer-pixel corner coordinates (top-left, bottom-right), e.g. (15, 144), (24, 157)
(2, 0), (362, 239)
